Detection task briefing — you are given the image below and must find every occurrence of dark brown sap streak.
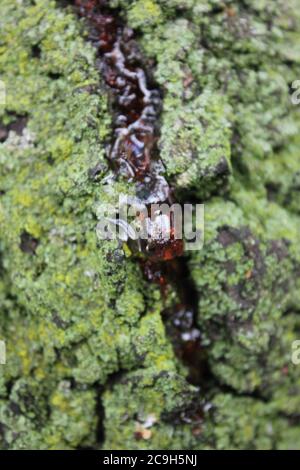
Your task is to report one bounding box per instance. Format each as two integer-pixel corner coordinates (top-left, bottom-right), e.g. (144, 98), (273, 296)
(73, 0), (204, 386)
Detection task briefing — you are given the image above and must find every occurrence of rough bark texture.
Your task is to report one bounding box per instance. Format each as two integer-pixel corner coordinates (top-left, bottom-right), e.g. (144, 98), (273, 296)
(0, 0), (300, 449)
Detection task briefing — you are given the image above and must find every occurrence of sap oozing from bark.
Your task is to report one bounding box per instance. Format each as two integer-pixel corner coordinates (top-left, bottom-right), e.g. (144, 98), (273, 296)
(74, 0), (203, 385)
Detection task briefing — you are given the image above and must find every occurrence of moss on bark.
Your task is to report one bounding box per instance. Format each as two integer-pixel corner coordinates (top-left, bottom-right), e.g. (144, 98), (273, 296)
(0, 0), (300, 449)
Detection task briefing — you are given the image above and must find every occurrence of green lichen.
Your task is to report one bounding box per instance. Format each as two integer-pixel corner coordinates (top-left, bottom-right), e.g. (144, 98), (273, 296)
(1, 0), (300, 450)
(127, 0), (163, 29)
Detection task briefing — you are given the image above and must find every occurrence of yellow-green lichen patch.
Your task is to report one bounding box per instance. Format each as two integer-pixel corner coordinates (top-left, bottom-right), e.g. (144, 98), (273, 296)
(1, 0), (300, 451)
